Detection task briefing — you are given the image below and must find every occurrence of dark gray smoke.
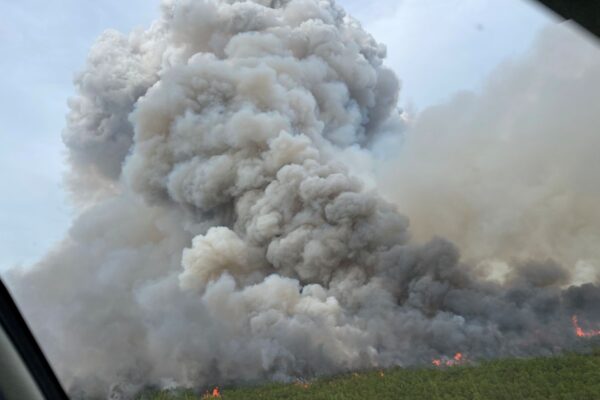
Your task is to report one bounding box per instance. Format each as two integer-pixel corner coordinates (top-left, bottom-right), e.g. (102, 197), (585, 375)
(6, 1), (600, 398)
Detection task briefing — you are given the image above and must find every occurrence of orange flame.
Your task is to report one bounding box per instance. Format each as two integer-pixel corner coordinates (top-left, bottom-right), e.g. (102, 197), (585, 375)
(201, 387), (220, 399)
(572, 315), (600, 338)
(432, 352), (465, 367)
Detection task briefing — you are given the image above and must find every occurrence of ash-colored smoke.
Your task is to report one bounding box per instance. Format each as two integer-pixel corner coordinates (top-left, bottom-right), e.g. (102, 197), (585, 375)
(5, 1), (600, 398)
(375, 23), (600, 281)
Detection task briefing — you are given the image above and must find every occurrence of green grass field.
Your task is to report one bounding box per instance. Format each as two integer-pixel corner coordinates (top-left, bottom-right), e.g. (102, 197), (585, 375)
(137, 352), (600, 400)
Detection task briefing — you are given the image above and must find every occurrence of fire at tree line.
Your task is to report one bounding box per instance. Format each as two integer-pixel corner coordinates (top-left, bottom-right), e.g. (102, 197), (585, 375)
(8, 0), (600, 398)
(182, 315), (600, 399)
(142, 348), (600, 399)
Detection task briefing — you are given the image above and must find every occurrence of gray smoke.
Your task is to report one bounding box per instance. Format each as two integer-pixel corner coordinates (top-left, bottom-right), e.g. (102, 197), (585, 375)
(5, 1), (600, 398)
(375, 23), (600, 282)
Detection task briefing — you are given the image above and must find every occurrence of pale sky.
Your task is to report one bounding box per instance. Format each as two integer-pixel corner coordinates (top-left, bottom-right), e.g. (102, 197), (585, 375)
(0, 0), (557, 271)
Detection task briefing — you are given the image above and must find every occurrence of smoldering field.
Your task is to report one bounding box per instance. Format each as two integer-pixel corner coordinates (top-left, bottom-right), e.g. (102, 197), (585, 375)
(5, 0), (600, 398)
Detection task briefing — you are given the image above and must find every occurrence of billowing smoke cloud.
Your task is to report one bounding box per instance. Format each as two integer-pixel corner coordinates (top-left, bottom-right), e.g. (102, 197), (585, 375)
(375, 23), (600, 282)
(5, 1), (600, 398)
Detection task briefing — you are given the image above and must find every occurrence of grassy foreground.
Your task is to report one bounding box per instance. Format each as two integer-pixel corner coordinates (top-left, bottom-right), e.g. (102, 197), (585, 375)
(137, 352), (600, 400)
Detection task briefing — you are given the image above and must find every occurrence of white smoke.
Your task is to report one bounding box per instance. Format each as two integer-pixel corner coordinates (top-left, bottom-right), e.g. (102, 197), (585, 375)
(5, 1), (600, 398)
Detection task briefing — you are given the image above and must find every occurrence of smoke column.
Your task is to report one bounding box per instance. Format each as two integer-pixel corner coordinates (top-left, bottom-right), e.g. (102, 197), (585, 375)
(6, 1), (600, 398)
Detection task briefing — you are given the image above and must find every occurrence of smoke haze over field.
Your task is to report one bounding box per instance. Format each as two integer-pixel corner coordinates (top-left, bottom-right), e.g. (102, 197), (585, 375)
(5, 0), (600, 398)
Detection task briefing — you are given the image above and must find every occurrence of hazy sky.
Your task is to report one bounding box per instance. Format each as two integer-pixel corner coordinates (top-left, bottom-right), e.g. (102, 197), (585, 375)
(0, 0), (557, 271)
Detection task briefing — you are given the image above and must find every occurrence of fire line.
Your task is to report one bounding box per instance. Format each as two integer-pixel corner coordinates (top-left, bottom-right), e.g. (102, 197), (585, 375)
(572, 315), (600, 338)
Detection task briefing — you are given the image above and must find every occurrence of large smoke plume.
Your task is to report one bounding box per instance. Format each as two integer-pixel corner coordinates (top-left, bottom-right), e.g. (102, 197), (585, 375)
(375, 23), (600, 281)
(6, 0), (600, 398)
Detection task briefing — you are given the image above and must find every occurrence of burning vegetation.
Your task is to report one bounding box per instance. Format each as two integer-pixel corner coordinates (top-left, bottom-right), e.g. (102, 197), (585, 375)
(572, 315), (600, 338)
(200, 387), (220, 399)
(6, 0), (600, 398)
(432, 352), (466, 368)
(141, 353), (600, 399)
